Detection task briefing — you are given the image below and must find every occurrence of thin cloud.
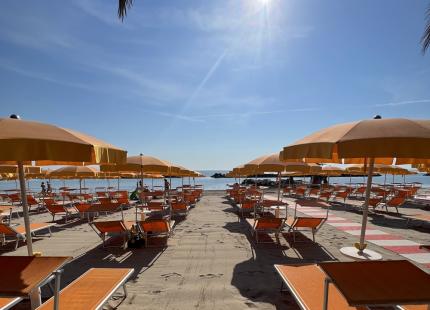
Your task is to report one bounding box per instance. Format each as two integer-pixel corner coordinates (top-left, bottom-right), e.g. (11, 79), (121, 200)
(0, 61), (96, 92)
(375, 99), (430, 107)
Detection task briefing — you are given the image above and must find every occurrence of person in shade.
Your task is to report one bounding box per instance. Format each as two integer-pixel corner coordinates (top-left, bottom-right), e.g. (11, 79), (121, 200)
(40, 182), (46, 195)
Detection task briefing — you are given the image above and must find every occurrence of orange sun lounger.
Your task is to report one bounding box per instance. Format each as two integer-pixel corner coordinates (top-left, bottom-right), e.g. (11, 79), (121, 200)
(286, 217), (326, 242)
(89, 220), (134, 249)
(138, 219), (174, 247)
(0, 222), (53, 249)
(0, 297), (22, 310)
(36, 268), (134, 310)
(246, 217), (285, 243)
(274, 264), (366, 310)
(384, 196), (406, 213)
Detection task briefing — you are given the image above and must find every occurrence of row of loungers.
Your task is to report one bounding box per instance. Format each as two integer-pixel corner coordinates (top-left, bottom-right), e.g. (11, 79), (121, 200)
(0, 267), (134, 310)
(90, 218), (175, 248)
(226, 187), (328, 244)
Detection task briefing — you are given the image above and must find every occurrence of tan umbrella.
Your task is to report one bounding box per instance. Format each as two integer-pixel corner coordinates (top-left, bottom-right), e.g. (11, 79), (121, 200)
(280, 117), (430, 260)
(244, 153), (322, 199)
(101, 154), (174, 190)
(0, 116), (126, 256)
(49, 166), (98, 193)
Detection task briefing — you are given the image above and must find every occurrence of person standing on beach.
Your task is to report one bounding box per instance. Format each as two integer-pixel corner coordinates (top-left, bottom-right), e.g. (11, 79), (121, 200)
(47, 181), (52, 194)
(40, 182), (46, 195)
(164, 178), (170, 191)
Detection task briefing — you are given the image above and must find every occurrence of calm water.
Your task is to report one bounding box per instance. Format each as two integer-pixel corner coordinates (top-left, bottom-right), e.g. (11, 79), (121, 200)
(0, 170), (429, 192)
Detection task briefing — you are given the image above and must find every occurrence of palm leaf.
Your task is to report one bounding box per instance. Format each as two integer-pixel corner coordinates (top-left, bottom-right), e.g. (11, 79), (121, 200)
(422, 6), (430, 53)
(118, 0), (133, 21)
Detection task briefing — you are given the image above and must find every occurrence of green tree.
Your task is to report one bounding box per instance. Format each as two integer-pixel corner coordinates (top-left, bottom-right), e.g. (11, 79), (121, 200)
(118, 0), (133, 21)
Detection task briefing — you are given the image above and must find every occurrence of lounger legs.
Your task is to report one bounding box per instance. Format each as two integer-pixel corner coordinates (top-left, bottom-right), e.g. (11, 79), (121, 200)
(123, 283), (128, 297)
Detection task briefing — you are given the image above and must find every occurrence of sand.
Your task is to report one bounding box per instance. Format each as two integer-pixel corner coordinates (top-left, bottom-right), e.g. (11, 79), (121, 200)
(2, 190), (430, 309)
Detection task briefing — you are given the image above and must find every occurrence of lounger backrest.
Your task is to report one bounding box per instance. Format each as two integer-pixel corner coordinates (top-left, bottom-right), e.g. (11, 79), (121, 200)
(45, 204), (65, 213)
(335, 191), (348, 198)
(139, 220), (170, 233)
(171, 202), (187, 210)
(309, 188), (319, 195)
(255, 218), (283, 229)
(368, 197), (383, 207)
(95, 192), (107, 199)
(98, 197), (111, 204)
(241, 199), (258, 210)
(74, 203), (92, 212)
(147, 202), (164, 210)
(26, 195), (38, 205)
(0, 223), (17, 235)
(92, 221), (127, 234)
(319, 191), (331, 199)
(293, 217), (325, 229)
(388, 196), (406, 207)
(8, 194), (20, 203)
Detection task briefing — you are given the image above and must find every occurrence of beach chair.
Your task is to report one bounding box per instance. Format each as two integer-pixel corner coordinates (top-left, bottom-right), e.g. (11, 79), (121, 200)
(0, 222), (53, 249)
(246, 217), (285, 243)
(384, 196), (406, 213)
(0, 297), (22, 310)
(238, 198), (258, 219)
(26, 195), (43, 212)
(292, 187), (307, 198)
(89, 220), (134, 249)
(332, 190), (349, 203)
(274, 264), (365, 310)
(0, 206), (18, 225)
(138, 219), (174, 247)
(367, 196), (383, 211)
(36, 268), (134, 310)
(308, 188), (320, 198)
(171, 201), (189, 216)
(285, 201), (328, 242)
(44, 200), (77, 223)
(318, 191), (331, 202)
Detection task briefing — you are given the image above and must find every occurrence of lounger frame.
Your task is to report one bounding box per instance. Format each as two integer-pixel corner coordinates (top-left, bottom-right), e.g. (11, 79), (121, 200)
(0, 297), (23, 310)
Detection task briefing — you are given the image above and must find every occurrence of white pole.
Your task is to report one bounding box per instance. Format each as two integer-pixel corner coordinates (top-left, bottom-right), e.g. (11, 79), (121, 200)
(277, 172), (282, 201)
(358, 157), (375, 252)
(18, 161), (33, 256)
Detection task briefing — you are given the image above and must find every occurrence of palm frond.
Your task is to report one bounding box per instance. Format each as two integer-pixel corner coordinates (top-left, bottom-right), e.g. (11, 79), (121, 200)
(118, 0), (133, 21)
(422, 6), (430, 54)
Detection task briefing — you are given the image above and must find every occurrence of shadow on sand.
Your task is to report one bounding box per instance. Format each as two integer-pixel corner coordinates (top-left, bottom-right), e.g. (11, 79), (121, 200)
(222, 198), (337, 310)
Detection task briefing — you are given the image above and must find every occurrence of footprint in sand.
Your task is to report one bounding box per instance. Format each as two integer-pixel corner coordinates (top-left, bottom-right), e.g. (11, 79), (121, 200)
(160, 272), (183, 280)
(199, 273), (223, 279)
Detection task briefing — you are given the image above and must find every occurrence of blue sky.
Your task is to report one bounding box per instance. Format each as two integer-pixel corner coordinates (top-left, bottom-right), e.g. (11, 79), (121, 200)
(0, 0), (429, 170)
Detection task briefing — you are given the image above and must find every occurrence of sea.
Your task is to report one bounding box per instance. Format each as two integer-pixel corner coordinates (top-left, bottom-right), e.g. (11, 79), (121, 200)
(0, 170), (429, 192)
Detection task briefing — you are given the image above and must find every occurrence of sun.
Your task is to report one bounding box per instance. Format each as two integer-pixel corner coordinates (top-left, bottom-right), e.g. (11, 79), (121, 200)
(258, 0), (271, 5)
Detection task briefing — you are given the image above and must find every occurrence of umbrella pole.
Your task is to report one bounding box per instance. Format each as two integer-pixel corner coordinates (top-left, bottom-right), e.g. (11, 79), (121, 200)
(358, 157), (375, 252)
(151, 178), (154, 191)
(117, 176), (120, 191)
(17, 161), (33, 256)
(79, 179), (82, 194)
(277, 172), (282, 201)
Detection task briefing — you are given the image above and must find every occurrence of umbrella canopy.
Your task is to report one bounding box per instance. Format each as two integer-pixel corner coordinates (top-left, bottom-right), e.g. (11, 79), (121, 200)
(100, 154), (172, 174)
(0, 118), (126, 164)
(280, 117), (430, 260)
(346, 164), (408, 175)
(0, 116), (127, 256)
(280, 118), (430, 164)
(244, 153), (322, 173)
(49, 166), (98, 178)
(0, 165), (41, 174)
